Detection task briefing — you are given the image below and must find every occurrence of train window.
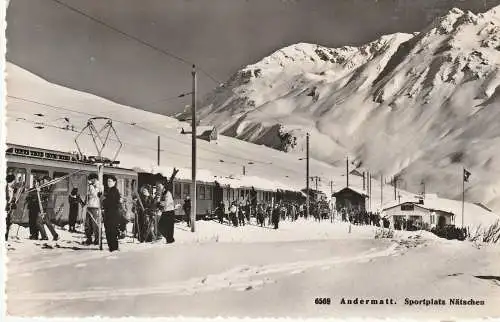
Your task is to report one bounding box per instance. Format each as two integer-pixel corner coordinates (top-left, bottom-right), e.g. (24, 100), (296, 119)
(7, 167), (27, 188)
(124, 179), (130, 197)
(120, 179), (125, 195)
(131, 179), (137, 194)
(29, 169), (50, 188)
(53, 172), (67, 178)
(174, 182), (181, 199)
(199, 185), (205, 200)
(183, 183), (190, 198)
(206, 185), (212, 200)
(53, 172), (69, 192)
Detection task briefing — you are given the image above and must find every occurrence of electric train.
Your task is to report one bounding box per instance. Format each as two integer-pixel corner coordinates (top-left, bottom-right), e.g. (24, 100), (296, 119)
(6, 144), (302, 225)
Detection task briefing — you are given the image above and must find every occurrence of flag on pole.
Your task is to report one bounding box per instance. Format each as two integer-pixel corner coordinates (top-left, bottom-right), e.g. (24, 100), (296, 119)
(463, 169), (471, 182)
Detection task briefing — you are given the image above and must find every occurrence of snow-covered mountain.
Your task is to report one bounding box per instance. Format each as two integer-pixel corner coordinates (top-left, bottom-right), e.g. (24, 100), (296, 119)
(199, 5), (500, 213)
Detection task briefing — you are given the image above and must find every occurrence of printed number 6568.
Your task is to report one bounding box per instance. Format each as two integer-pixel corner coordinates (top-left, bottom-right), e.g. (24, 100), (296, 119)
(315, 298), (331, 305)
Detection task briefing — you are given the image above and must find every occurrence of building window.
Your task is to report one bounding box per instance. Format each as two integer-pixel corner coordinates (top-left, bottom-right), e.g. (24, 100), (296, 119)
(401, 204), (415, 211)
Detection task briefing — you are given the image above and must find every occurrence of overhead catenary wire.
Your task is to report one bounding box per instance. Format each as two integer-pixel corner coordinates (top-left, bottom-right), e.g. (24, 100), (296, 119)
(47, 0), (221, 85)
(11, 117), (264, 168)
(8, 95), (275, 167)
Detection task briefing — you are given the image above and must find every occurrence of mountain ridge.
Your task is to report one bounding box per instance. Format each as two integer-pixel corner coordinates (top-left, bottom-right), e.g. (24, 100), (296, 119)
(199, 5), (500, 212)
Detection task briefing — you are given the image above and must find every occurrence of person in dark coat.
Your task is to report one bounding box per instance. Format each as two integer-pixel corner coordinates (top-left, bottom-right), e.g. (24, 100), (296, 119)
(216, 201), (225, 224)
(271, 204), (280, 229)
(68, 187), (85, 232)
(257, 203), (265, 227)
(238, 205), (245, 226)
(103, 176), (121, 252)
(26, 188), (40, 239)
(245, 200), (251, 223)
(183, 195), (191, 227)
(135, 185), (154, 242)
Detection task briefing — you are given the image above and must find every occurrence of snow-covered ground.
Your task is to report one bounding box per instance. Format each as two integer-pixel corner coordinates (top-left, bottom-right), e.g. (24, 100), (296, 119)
(4, 220), (500, 318)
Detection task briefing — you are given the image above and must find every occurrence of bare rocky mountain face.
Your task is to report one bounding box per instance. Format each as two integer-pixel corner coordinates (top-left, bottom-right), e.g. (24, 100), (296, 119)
(199, 5), (500, 213)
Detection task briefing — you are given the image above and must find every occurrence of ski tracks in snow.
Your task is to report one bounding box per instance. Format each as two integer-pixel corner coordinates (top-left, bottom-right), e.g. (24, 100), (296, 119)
(10, 242), (399, 302)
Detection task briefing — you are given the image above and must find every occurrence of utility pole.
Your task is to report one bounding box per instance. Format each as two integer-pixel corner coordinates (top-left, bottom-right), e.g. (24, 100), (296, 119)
(306, 133), (310, 218)
(330, 179), (334, 223)
(97, 163), (103, 250)
(369, 172), (372, 212)
(380, 173), (383, 210)
(157, 136), (160, 166)
(243, 165), (246, 175)
(191, 65), (197, 233)
(346, 156), (349, 187)
(363, 171), (366, 191)
(310, 176), (321, 192)
(393, 176), (397, 200)
(462, 167), (465, 228)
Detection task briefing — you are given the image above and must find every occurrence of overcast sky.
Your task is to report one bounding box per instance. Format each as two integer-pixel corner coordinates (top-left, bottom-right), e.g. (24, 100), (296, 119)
(6, 0), (500, 115)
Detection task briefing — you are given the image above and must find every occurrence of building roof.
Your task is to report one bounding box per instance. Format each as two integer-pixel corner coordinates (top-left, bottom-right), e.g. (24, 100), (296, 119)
(382, 201), (453, 216)
(349, 168), (364, 177)
(332, 186), (368, 198)
(380, 195), (500, 228)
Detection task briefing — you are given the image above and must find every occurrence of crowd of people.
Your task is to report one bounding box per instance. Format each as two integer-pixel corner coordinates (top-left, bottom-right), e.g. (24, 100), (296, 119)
(4, 172), (180, 252)
(5, 172), (403, 252)
(337, 207), (387, 227)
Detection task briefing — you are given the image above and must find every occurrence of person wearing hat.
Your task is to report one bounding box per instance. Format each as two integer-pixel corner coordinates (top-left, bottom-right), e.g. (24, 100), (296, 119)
(183, 195), (191, 227)
(68, 187), (85, 232)
(102, 175), (121, 252)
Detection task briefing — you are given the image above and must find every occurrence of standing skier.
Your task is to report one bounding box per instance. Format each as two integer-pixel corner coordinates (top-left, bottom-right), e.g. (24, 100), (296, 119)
(103, 176), (121, 252)
(68, 188), (85, 232)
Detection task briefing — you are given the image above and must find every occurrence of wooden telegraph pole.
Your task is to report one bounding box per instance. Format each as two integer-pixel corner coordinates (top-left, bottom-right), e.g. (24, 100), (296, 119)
(306, 133), (310, 218)
(157, 136), (160, 166)
(191, 65), (197, 233)
(380, 174), (383, 211)
(97, 163), (104, 250)
(346, 156), (349, 187)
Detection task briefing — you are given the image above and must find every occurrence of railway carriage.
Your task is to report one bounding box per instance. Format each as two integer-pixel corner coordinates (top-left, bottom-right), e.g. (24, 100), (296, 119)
(6, 144), (137, 225)
(7, 144), (303, 226)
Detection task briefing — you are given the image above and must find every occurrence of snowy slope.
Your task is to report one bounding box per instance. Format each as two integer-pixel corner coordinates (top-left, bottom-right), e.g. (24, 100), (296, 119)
(4, 62), (363, 194)
(198, 5), (500, 214)
(5, 62), (498, 228)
